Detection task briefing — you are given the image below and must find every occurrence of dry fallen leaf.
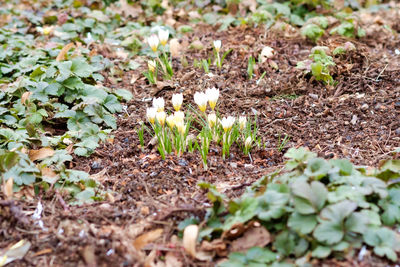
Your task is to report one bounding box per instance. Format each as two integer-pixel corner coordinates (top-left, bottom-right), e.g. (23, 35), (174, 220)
(133, 228), (163, 250)
(183, 224), (198, 258)
(0, 240), (31, 266)
(29, 147), (55, 161)
(182, 225), (213, 260)
(21, 92), (32, 105)
(3, 177), (14, 199)
(56, 42), (74, 61)
(230, 226), (271, 253)
(169, 38), (182, 57)
(119, 0), (141, 18)
(165, 252), (183, 267)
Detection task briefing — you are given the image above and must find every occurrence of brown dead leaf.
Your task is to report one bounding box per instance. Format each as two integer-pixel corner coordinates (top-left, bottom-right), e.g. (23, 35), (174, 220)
(119, 0), (141, 18)
(33, 248), (52, 257)
(81, 245), (96, 267)
(165, 252), (183, 267)
(29, 147), (55, 161)
(3, 177), (14, 199)
(183, 225), (198, 258)
(230, 226), (271, 253)
(169, 38), (182, 58)
(133, 228), (163, 250)
(56, 43), (74, 61)
(41, 167), (59, 184)
(201, 239), (227, 257)
(21, 92), (32, 105)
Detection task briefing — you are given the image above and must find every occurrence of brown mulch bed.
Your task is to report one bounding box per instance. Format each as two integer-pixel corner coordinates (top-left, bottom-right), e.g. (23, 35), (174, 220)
(1, 17), (400, 266)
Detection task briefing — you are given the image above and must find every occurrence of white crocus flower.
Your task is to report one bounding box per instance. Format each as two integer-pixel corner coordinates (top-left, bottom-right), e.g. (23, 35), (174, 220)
(245, 136), (252, 149)
(205, 87), (219, 110)
(166, 115), (175, 128)
(174, 111), (185, 123)
(176, 121), (186, 135)
(148, 60), (156, 72)
(238, 116), (247, 130)
(148, 35), (159, 52)
(146, 107), (157, 124)
(207, 113), (217, 128)
(221, 116), (235, 132)
(152, 97), (164, 112)
(213, 40), (221, 53)
(260, 46), (274, 63)
(156, 111), (166, 126)
(158, 29), (169, 46)
(194, 92), (208, 112)
(172, 93), (183, 111)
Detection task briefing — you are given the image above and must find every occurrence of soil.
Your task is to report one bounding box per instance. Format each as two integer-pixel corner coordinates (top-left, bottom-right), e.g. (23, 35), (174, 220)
(1, 8), (400, 267)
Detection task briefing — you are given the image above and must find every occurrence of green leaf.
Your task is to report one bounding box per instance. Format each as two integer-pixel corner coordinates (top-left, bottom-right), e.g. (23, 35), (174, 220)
(246, 247), (276, 263)
(256, 189), (289, 221)
(114, 89), (133, 101)
(56, 61), (72, 82)
(311, 246), (331, 258)
(345, 212), (369, 234)
(274, 231), (295, 257)
(288, 212), (317, 234)
(330, 159), (354, 175)
(103, 94), (122, 113)
(313, 221), (344, 245)
(301, 24), (324, 42)
(71, 58), (94, 78)
(74, 188), (95, 203)
(223, 198), (258, 230)
(291, 180), (327, 214)
(304, 158), (330, 179)
(321, 200), (357, 222)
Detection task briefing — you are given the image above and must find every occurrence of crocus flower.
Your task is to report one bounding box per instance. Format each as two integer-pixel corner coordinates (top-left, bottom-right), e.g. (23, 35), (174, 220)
(205, 87), (219, 110)
(238, 116), (247, 130)
(245, 136), (252, 149)
(148, 35), (159, 52)
(174, 111), (185, 123)
(166, 115), (175, 128)
(148, 60), (156, 72)
(194, 92), (208, 112)
(221, 116), (235, 132)
(213, 40), (221, 53)
(158, 29), (169, 46)
(172, 93), (183, 111)
(176, 121), (186, 135)
(156, 111), (166, 126)
(153, 97), (164, 112)
(146, 107), (157, 124)
(207, 113), (217, 128)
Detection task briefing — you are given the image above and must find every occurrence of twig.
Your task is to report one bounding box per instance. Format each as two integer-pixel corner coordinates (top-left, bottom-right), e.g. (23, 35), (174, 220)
(375, 64), (388, 82)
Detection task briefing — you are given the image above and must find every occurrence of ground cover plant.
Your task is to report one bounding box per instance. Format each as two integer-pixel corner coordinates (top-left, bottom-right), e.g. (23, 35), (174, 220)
(0, 0), (399, 266)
